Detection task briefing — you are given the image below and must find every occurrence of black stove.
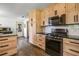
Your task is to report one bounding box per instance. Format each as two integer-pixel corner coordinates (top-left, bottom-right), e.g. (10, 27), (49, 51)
(45, 29), (68, 56)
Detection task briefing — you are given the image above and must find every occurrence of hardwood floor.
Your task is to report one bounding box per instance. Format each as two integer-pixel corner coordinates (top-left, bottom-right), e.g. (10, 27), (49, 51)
(17, 37), (48, 56)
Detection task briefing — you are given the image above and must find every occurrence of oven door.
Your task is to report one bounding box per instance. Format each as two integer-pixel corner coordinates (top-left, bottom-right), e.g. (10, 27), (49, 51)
(46, 38), (63, 56)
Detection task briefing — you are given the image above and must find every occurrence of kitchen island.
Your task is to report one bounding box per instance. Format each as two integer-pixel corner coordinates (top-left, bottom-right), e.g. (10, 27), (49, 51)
(0, 34), (17, 56)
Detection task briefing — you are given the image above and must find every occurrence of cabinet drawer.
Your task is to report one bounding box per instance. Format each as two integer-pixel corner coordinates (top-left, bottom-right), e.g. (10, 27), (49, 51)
(64, 42), (79, 50)
(63, 39), (79, 47)
(0, 40), (17, 52)
(64, 47), (79, 56)
(38, 38), (45, 43)
(63, 51), (75, 56)
(0, 36), (17, 44)
(63, 38), (79, 56)
(0, 48), (17, 56)
(37, 43), (45, 50)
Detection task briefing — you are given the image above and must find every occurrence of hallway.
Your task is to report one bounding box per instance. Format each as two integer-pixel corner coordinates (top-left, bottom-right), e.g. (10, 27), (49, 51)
(17, 37), (48, 56)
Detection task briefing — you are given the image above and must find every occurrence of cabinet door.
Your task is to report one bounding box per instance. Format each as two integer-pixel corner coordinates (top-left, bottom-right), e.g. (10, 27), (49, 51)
(53, 4), (65, 16)
(47, 4), (55, 17)
(28, 11), (36, 44)
(66, 3), (76, 13)
(58, 4), (66, 16)
(76, 4), (79, 23)
(43, 8), (49, 25)
(41, 9), (45, 26)
(66, 11), (76, 24)
(76, 3), (79, 12)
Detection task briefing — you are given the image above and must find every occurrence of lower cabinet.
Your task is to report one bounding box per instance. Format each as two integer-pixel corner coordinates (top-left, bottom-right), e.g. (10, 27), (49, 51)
(0, 48), (17, 56)
(0, 36), (17, 56)
(63, 38), (79, 56)
(36, 34), (45, 50)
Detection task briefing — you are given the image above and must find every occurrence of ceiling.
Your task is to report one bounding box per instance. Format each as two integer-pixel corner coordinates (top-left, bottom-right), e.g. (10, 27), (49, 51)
(0, 3), (50, 17)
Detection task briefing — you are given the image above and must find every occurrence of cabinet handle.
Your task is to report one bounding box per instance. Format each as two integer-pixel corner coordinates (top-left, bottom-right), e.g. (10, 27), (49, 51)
(0, 45), (8, 48)
(70, 41), (79, 45)
(74, 15), (76, 22)
(69, 49), (79, 53)
(76, 14), (78, 22)
(39, 39), (42, 41)
(0, 39), (8, 41)
(0, 53), (7, 56)
(39, 44), (42, 46)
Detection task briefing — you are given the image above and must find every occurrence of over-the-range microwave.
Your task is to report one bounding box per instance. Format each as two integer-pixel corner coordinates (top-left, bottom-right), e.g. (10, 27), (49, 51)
(48, 14), (66, 25)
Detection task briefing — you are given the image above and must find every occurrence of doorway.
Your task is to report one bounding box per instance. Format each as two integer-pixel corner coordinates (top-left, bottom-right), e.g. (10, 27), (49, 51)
(23, 18), (29, 42)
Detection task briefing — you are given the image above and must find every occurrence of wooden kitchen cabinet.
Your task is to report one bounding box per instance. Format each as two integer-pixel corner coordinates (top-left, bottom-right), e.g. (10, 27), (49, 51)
(41, 9), (46, 26)
(41, 8), (50, 26)
(65, 3), (76, 24)
(63, 38), (79, 56)
(65, 3), (79, 24)
(75, 4), (79, 23)
(65, 3), (76, 13)
(53, 3), (65, 16)
(66, 11), (76, 24)
(47, 4), (55, 17)
(36, 34), (45, 50)
(47, 3), (79, 24)
(0, 36), (17, 56)
(36, 9), (43, 33)
(41, 4), (66, 26)
(28, 10), (36, 45)
(28, 9), (43, 45)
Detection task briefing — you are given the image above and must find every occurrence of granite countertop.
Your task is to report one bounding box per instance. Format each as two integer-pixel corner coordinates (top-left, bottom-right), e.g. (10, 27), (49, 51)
(0, 34), (17, 37)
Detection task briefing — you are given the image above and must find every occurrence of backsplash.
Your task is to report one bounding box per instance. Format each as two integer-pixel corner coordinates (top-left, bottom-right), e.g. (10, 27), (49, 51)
(67, 25), (79, 36)
(44, 25), (79, 36)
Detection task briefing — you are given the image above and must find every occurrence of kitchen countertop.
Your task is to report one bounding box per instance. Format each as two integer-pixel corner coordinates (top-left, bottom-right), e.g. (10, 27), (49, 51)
(64, 35), (79, 40)
(0, 34), (17, 37)
(36, 32), (47, 35)
(36, 32), (79, 40)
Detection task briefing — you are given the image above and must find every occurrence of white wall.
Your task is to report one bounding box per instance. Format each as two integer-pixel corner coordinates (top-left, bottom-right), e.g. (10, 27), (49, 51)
(0, 16), (17, 34)
(0, 6), (17, 34)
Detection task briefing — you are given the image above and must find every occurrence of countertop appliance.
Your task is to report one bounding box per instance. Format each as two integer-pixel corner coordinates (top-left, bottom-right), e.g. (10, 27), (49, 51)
(45, 28), (68, 56)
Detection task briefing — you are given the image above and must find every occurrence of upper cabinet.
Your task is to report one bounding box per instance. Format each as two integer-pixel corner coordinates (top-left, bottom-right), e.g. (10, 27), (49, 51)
(53, 4), (65, 16)
(47, 3), (79, 24)
(66, 3), (76, 13)
(66, 11), (76, 24)
(41, 8), (50, 26)
(41, 4), (66, 26)
(76, 4), (79, 23)
(36, 9), (43, 33)
(65, 3), (79, 24)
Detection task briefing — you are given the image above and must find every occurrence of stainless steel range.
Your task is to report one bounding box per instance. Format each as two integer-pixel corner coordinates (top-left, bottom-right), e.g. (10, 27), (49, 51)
(45, 28), (68, 56)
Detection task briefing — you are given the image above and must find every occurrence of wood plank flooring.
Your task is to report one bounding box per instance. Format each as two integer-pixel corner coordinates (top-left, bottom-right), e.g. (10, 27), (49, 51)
(17, 37), (48, 56)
